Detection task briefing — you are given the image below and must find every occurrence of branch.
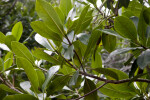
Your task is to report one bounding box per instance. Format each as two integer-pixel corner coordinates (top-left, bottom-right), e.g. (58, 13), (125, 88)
(71, 82), (107, 100)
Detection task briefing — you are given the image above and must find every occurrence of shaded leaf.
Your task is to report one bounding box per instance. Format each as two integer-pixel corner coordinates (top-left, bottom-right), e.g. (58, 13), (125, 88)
(64, 45), (74, 60)
(129, 59), (138, 78)
(118, 0), (130, 8)
(69, 70), (79, 86)
(0, 84), (19, 94)
(143, 8), (150, 25)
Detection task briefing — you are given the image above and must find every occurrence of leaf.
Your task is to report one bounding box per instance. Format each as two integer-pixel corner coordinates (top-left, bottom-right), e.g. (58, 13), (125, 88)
(36, 0), (64, 35)
(3, 94), (38, 100)
(42, 66), (60, 91)
(59, 0), (72, 17)
(36, 69), (45, 88)
(102, 34), (116, 53)
(32, 48), (61, 64)
(137, 49), (150, 69)
(129, 59), (138, 78)
(64, 45), (74, 59)
(55, 7), (65, 24)
(11, 22), (23, 41)
(93, 68), (118, 80)
(84, 79), (97, 100)
(11, 41), (34, 64)
(31, 21), (62, 41)
(143, 8), (150, 25)
(59, 65), (74, 75)
(84, 30), (101, 59)
(0, 32), (6, 43)
(114, 16), (137, 41)
(130, 16), (139, 30)
(138, 8), (147, 46)
(5, 35), (16, 49)
(98, 82), (135, 98)
(0, 58), (4, 71)
(47, 75), (70, 95)
(16, 57), (39, 92)
(0, 84), (19, 94)
(34, 34), (53, 50)
(75, 5), (90, 34)
(118, 0), (130, 8)
(69, 70), (79, 86)
(98, 29), (124, 39)
(109, 47), (142, 57)
(4, 51), (13, 70)
(87, 0), (97, 4)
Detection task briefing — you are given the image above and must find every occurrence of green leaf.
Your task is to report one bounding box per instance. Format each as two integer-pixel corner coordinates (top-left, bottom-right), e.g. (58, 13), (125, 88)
(36, 0), (64, 35)
(3, 94), (38, 100)
(129, 59), (138, 78)
(102, 34), (116, 52)
(59, 0), (72, 17)
(47, 75), (70, 95)
(0, 58), (4, 71)
(87, 0), (97, 4)
(64, 45), (74, 59)
(36, 69), (45, 88)
(75, 5), (90, 34)
(4, 51), (13, 70)
(11, 22), (23, 41)
(31, 21), (62, 41)
(69, 70), (79, 86)
(59, 65), (74, 75)
(137, 49), (150, 69)
(93, 68), (118, 80)
(118, 0), (130, 8)
(138, 8), (147, 46)
(98, 82), (135, 98)
(143, 8), (150, 25)
(84, 30), (101, 59)
(0, 84), (19, 94)
(32, 48), (61, 64)
(42, 66), (60, 91)
(11, 41), (34, 64)
(55, 7), (65, 24)
(84, 79), (97, 100)
(98, 29), (124, 39)
(114, 16), (138, 41)
(130, 16), (139, 30)
(16, 57), (39, 92)
(0, 32), (6, 43)
(5, 35), (16, 49)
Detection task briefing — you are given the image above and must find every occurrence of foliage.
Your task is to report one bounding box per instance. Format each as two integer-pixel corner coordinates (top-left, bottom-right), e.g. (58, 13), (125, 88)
(0, 0), (150, 100)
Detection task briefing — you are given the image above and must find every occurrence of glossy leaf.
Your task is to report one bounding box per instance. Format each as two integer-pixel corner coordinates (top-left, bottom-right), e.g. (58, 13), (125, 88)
(16, 57), (39, 92)
(31, 21), (62, 41)
(47, 75), (70, 95)
(36, 0), (64, 35)
(94, 68), (118, 80)
(11, 22), (23, 41)
(102, 34), (116, 52)
(0, 84), (19, 94)
(114, 16), (137, 41)
(137, 49), (150, 69)
(42, 66), (60, 91)
(4, 51), (13, 70)
(75, 5), (90, 34)
(59, 0), (72, 17)
(3, 94), (38, 100)
(84, 79), (97, 100)
(11, 41), (34, 64)
(84, 30), (101, 59)
(0, 32), (6, 43)
(32, 48), (61, 64)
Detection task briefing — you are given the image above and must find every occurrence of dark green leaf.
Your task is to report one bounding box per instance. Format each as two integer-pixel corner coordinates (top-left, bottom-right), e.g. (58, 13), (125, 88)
(129, 59), (138, 78)
(16, 57), (39, 92)
(3, 94), (38, 100)
(42, 66), (60, 91)
(143, 8), (150, 25)
(0, 84), (19, 94)
(114, 16), (137, 41)
(118, 0), (130, 8)
(11, 41), (34, 64)
(11, 22), (23, 41)
(84, 79), (97, 100)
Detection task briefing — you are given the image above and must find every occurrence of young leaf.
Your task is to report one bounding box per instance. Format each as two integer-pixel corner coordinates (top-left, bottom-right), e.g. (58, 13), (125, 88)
(32, 48), (61, 65)
(5, 35), (16, 49)
(11, 41), (34, 64)
(47, 75), (70, 95)
(11, 22), (23, 41)
(114, 16), (137, 42)
(0, 32), (6, 43)
(84, 30), (101, 59)
(4, 51), (13, 70)
(84, 79), (97, 100)
(59, 0), (72, 17)
(16, 57), (39, 92)
(3, 94), (38, 100)
(137, 49), (150, 69)
(75, 5), (90, 34)
(31, 21), (62, 41)
(36, 0), (64, 35)
(42, 66), (60, 91)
